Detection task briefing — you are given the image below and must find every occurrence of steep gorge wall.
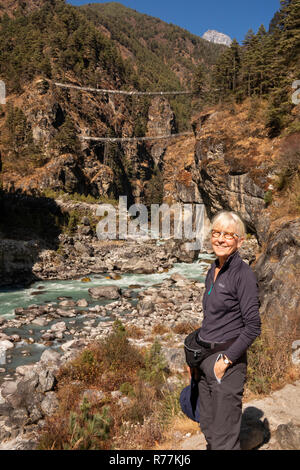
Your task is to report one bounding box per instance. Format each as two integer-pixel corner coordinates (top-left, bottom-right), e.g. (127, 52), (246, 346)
(182, 105), (300, 331)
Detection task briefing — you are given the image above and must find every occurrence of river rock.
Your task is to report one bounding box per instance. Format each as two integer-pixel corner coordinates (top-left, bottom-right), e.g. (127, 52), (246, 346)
(0, 333), (11, 341)
(39, 349), (61, 365)
(56, 308), (76, 318)
(0, 340), (14, 351)
(9, 335), (21, 343)
(0, 401), (13, 417)
(88, 285), (121, 300)
(136, 299), (154, 315)
(16, 365), (35, 376)
(5, 375), (39, 411)
(118, 258), (155, 274)
(32, 317), (49, 327)
(60, 340), (76, 351)
(41, 332), (55, 341)
(59, 300), (76, 307)
(9, 408), (28, 427)
(77, 298), (88, 307)
(1, 380), (18, 398)
(14, 308), (25, 316)
(82, 389), (105, 403)
(170, 273), (188, 283)
(50, 322), (67, 332)
(74, 241), (94, 257)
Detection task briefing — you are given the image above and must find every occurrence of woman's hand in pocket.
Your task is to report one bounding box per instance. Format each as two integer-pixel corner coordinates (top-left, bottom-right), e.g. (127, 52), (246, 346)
(214, 355), (230, 381)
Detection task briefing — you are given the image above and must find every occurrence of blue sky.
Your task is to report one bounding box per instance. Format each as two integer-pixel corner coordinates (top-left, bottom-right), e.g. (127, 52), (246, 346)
(68, 0), (281, 44)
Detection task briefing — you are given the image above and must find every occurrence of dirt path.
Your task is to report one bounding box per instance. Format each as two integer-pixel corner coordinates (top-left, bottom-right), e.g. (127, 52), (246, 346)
(157, 380), (300, 451)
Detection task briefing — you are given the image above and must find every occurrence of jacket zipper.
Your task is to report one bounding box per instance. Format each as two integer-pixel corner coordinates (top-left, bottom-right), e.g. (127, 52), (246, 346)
(208, 267), (222, 296)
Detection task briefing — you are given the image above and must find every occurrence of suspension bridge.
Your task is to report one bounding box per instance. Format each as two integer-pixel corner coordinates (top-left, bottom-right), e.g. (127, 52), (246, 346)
(52, 81), (196, 143)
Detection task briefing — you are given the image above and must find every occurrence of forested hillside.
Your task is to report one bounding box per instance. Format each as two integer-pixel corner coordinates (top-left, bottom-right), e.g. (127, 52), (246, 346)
(80, 2), (224, 90)
(0, 0), (299, 210)
(206, 0), (300, 138)
(0, 0), (224, 133)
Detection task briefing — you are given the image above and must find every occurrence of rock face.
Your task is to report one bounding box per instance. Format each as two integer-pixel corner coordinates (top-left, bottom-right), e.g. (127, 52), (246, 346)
(253, 217), (300, 329)
(147, 97), (177, 170)
(202, 30), (232, 47)
(20, 153), (116, 198)
(0, 239), (43, 287)
(2, 76), (158, 205)
(190, 110), (273, 244)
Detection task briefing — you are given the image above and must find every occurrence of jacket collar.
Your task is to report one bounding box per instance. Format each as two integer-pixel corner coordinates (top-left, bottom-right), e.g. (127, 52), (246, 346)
(214, 249), (240, 270)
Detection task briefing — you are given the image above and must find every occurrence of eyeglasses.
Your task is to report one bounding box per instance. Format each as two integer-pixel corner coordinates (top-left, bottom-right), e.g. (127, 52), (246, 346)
(211, 230), (239, 240)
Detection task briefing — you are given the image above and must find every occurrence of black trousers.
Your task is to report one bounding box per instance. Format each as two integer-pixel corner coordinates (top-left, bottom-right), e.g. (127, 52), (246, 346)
(197, 351), (247, 450)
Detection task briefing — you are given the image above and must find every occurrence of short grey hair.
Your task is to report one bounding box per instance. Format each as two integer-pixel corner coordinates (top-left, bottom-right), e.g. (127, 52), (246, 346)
(211, 211), (246, 238)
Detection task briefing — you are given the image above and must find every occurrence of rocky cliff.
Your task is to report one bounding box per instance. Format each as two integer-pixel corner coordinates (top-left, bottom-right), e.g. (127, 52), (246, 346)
(169, 101), (299, 332)
(1, 77), (175, 206)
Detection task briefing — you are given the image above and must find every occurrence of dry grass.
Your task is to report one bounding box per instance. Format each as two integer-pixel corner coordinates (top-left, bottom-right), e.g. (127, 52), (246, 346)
(172, 322), (198, 335)
(153, 415), (199, 450)
(246, 314), (300, 395)
(267, 132), (300, 219)
(126, 325), (145, 339)
(152, 323), (171, 335)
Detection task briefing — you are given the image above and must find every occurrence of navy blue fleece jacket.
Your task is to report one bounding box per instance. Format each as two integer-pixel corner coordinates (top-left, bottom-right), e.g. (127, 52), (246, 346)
(199, 250), (261, 363)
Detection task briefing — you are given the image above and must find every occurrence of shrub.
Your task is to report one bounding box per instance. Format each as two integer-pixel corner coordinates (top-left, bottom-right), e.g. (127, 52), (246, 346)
(66, 210), (79, 235)
(246, 315), (298, 395)
(38, 398), (111, 450)
(139, 338), (169, 392)
(125, 381), (157, 424)
(264, 190), (273, 206)
(66, 398), (111, 450)
(57, 320), (144, 390)
(50, 116), (81, 154)
(100, 320), (144, 374)
(119, 382), (135, 397)
(57, 348), (102, 384)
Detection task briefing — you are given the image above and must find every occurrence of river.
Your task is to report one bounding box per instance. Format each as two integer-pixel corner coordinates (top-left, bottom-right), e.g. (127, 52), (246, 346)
(0, 253), (214, 381)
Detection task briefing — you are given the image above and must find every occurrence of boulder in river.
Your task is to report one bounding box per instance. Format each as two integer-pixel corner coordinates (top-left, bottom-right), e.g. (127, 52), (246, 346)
(0, 340), (14, 351)
(88, 285), (121, 300)
(77, 298), (88, 307)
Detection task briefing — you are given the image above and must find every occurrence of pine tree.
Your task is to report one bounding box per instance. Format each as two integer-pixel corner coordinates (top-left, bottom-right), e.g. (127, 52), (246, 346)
(277, 0), (300, 67)
(192, 63), (207, 93)
(212, 39), (241, 99)
(241, 29), (256, 97)
(255, 25), (272, 96)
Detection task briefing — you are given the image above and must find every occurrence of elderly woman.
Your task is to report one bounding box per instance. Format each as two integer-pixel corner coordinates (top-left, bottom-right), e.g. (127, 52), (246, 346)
(197, 210), (261, 450)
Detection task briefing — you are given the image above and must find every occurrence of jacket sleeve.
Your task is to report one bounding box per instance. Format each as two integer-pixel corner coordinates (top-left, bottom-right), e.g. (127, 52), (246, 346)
(224, 266), (261, 363)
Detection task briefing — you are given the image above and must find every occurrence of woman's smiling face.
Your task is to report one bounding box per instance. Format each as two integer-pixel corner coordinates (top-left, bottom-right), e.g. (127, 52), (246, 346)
(211, 224), (244, 260)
